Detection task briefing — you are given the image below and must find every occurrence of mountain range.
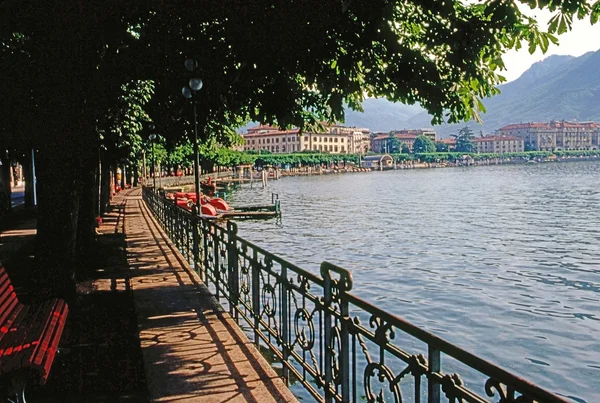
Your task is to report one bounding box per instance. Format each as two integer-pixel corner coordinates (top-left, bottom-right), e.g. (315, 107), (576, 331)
(343, 49), (600, 137)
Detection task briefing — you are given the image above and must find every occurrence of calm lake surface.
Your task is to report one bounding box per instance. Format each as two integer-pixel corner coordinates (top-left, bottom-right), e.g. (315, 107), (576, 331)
(226, 161), (600, 402)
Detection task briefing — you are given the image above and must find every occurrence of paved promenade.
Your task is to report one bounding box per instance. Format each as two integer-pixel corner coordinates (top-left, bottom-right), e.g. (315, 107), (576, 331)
(0, 187), (297, 402)
(106, 188), (297, 402)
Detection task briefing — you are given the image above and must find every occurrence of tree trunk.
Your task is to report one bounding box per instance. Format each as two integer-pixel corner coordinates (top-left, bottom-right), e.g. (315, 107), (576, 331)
(0, 153), (12, 213)
(76, 151), (97, 266)
(113, 165), (118, 192)
(133, 167), (139, 187)
(120, 165), (126, 190)
(22, 150), (35, 208)
(100, 154), (111, 215)
(35, 144), (80, 300)
(126, 165), (133, 188)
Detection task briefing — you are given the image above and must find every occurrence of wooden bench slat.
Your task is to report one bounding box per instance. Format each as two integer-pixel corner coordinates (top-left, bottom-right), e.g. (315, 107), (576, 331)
(0, 299), (23, 343)
(0, 263), (69, 386)
(37, 302), (69, 382)
(0, 304), (31, 361)
(6, 300), (62, 381)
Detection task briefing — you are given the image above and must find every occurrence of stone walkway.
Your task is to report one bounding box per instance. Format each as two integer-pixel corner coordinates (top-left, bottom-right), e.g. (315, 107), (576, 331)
(0, 187), (297, 402)
(119, 188), (297, 402)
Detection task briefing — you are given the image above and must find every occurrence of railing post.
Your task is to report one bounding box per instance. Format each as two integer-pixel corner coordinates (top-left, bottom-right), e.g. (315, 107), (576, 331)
(321, 262), (353, 403)
(428, 345), (441, 403)
(281, 264), (289, 383)
(192, 214), (202, 280)
(213, 225), (220, 300)
(227, 221), (239, 319)
(323, 265), (333, 403)
(340, 288), (350, 403)
(252, 248), (260, 347)
(203, 220), (210, 280)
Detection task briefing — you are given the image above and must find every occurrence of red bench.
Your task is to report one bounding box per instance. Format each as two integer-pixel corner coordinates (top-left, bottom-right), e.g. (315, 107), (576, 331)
(0, 263), (69, 400)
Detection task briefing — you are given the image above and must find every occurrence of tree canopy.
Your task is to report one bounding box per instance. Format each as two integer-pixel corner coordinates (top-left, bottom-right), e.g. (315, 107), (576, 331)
(452, 126), (477, 153)
(1, 0), (599, 296)
(413, 135), (437, 154)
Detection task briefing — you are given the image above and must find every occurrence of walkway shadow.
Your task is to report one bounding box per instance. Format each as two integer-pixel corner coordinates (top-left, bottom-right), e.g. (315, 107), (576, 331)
(125, 195), (295, 402)
(133, 283), (293, 403)
(27, 220), (148, 401)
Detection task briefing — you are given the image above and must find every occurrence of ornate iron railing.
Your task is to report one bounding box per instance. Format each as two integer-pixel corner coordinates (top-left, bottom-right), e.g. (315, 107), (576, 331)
(143, 188), (569, 403)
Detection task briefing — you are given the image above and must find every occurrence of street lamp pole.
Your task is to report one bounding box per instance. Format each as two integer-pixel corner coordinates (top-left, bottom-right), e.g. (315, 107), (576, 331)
(182, 60), (203, 210)
(191, 90), (201, 206)
(182, 59), (204, 279)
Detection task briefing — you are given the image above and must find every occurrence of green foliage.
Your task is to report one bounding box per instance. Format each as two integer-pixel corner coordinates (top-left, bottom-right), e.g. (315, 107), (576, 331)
(413, 135), (436, 154)
(209, 152), (362, 169)
(391, 153), (414, 162)
(452, 126), (476, 153)
(166, 140), (194, 168)
(435, 142), (449, 152)
(386, 135), (402, 154)
(401, 143), (411, 154)
(101, 80), (155, 165)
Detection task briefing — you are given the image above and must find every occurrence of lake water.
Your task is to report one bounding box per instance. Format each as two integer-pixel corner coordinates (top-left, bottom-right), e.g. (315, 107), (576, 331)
(226, 161), (600, 402)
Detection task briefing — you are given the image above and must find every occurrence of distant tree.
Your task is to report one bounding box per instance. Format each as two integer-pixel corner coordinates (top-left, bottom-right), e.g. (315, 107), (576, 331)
(452, 126), (476, 153)
(401, 143), (411, 154)
(413, 135), (436, 154)
(387, 134), (401, 154)
(524, 140), (536, 152)
(435, 142), (449, 152)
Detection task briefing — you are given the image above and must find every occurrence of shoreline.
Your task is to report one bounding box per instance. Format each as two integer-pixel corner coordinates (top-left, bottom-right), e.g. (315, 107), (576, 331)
(153, 155), (600, 189)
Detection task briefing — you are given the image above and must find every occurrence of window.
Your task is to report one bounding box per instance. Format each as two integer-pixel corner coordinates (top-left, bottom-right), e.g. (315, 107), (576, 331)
(334, 145), (338, 152)
(304, 136), (309, 141)
(276, 138), (279, 143)
(335, 138), (338, 143)
(282, 137), (286, 142)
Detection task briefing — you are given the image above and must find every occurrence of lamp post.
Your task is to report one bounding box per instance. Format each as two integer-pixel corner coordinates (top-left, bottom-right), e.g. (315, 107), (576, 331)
(149, 132), (157, 190)
(182, 59), (203, 210)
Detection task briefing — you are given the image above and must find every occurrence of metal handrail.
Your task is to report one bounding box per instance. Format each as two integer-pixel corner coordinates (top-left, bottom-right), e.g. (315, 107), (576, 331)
(142, 187), (569, 403)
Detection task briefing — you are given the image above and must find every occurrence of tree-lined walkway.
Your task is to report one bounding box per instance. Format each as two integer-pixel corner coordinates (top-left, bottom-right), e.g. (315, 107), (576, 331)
(120, 187), (297, 402)
(0, 187), (296, 402)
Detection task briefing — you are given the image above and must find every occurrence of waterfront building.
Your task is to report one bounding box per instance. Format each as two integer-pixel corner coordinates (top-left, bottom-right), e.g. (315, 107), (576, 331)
(241, 124), (371, 154)
(371, 128), (437, 153)
(473, 135), (524, 154)
(498, 120), (600, 151)
(361, 154), (394, 170)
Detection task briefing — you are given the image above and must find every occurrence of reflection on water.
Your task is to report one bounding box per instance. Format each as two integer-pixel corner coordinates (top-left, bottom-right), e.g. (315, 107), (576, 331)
(227, 161), (600, 402)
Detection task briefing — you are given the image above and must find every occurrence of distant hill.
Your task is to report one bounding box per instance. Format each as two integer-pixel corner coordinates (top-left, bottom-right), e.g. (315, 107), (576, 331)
(343, 50), (600, 137)
(343, 98), (425, 132)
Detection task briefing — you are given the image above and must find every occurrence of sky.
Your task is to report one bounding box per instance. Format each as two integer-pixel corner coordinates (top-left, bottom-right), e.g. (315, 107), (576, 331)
(502, 7), (600, 82)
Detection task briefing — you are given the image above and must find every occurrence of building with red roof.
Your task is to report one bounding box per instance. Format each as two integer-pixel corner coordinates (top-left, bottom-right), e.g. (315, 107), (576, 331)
(240, 124), (371, 154)
(498, 120), (600, 151)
